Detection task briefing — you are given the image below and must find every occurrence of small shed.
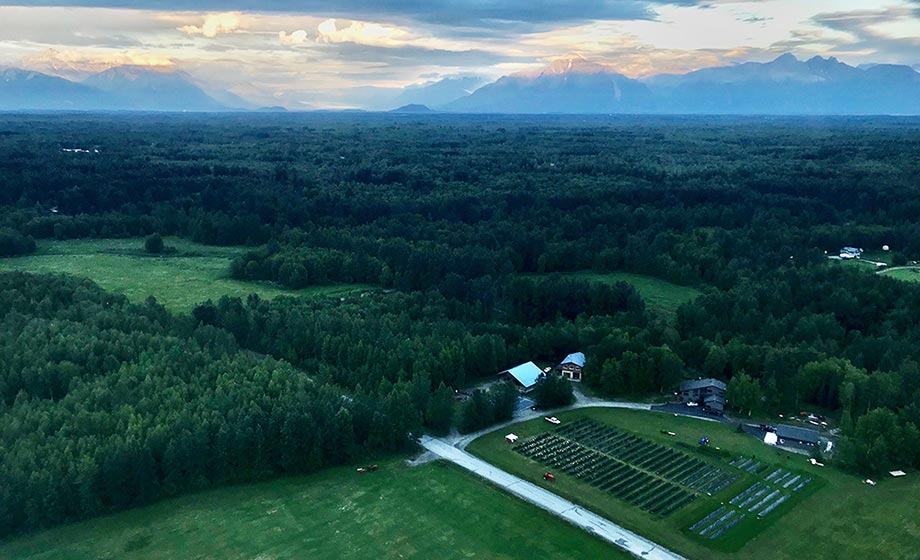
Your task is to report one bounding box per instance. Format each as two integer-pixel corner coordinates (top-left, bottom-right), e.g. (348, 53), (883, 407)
(505, 433), (519, 444)
(889, 470), (906, 478)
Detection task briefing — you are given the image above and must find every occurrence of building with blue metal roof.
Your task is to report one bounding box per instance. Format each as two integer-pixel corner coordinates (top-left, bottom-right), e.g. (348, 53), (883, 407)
(498, 362), (545, 392)
(559, 352), (586, 382)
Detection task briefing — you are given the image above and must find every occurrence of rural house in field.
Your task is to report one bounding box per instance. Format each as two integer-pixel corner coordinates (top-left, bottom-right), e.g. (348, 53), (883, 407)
(498, 362), (545, 392)
(775, 424), (820, 448)
(679, 378), (727, 414)
(558, 352), (586, 382)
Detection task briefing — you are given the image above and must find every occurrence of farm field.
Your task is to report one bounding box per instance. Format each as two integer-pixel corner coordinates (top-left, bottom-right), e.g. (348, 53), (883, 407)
(0, 238), (372, 312)
(0, 458), (625, 560)
(529, 271), (701, 315)
(468, 407), (920, 560)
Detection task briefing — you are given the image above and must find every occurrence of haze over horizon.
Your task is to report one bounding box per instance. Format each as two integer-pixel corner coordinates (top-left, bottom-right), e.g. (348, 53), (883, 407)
(0, 1), (919, 109)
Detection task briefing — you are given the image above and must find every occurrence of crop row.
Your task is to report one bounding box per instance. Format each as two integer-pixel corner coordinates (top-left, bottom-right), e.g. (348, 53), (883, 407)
(515, 433), (697, 517)
(555, 419), (738, 495)
(730, 456), (767, 475)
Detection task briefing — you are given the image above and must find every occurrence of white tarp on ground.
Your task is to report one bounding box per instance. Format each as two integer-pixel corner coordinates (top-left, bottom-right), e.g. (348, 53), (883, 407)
(764, 432), (778, 445)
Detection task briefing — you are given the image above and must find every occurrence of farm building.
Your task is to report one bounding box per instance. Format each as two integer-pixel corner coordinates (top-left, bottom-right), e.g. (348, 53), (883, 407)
(839, 246), (863, 259)
(775, 424), (820, 447)
(498, 362), (545, 392)
(558, 352), (586, 382)
(679, 378), (727, 414)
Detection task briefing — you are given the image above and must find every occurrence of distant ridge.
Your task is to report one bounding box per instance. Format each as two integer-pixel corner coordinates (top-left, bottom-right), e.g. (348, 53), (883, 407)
(0, 65), (239, 112)
(442, 53), (920, 115)
(2, 53), (920, 114)
(390, 104), (434, 113)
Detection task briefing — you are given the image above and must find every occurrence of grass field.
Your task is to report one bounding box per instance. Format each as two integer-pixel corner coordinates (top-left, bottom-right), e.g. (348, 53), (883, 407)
(0, 238), (372, 312)
(0, 458), (626, 560)
(468, 408), (920, 560)
(878, 267), (920, 283)
(529, 271), (702, 315)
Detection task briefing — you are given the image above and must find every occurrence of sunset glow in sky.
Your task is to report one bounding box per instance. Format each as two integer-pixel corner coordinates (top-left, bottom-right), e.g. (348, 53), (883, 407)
(1, 1), (918, 108)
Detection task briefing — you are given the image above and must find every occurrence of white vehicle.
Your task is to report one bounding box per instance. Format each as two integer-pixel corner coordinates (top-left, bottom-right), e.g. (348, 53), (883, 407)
(544, 416), (561, 425)
(686, 402), (699, 407)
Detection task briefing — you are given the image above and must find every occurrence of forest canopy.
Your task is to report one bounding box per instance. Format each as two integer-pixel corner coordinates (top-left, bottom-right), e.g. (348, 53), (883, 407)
(2, 114), (920, 536)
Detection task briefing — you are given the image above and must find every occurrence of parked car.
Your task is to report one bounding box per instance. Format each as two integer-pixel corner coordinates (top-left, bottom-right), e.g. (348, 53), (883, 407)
(544, 416), (561, 425)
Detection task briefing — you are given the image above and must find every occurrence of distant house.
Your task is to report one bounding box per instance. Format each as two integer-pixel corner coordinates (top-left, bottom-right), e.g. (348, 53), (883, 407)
(679, 378), (727, 414)
(498, 362), (544, 392)
(558, 352), (586, 382)
(775, 424), (820, 447)
(839, 247), (863, 259)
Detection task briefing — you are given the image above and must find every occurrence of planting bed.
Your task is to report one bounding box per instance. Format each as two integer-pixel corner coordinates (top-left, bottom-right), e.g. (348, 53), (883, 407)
(514, 419), (739, 517)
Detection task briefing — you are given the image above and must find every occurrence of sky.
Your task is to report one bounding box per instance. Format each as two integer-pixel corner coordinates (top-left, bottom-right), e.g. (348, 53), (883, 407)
(0, 1), (918, 108)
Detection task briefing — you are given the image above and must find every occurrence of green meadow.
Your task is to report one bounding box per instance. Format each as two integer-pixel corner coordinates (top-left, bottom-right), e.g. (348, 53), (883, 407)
(0, 459), (626, 560)
(528, 271), (701, 315)
(0, 238), (371, 312)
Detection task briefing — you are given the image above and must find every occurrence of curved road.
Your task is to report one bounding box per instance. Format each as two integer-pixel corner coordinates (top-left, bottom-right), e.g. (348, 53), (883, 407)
(419, 435), (687, 560)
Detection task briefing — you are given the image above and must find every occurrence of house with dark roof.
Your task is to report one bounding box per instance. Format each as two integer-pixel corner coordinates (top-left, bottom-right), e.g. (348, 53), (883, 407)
(679, 378), (727, 414)
(498, 362), (545, 392)
(558, 352), (586, 382)
(775, 424), (820, 447)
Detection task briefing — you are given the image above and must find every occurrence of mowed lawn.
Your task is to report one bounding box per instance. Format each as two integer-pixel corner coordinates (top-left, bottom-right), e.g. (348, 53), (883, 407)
(0, 238), (372, 312)
(0, 459), (626, 560)
(468, 408), (920, 560)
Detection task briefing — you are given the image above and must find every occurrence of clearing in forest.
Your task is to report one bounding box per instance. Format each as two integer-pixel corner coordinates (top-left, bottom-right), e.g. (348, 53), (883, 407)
(0, 238), (371, 312)
(528, 271), (701, 314)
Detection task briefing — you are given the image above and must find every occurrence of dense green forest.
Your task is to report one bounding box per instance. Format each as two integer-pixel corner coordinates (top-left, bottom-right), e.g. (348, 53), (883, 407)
(1, 114), (920, 536)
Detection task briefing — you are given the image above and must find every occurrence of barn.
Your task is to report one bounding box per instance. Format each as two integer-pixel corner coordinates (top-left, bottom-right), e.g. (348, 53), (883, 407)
(558, 352), (586, 382)
(498, 362), (544, 392)
(775, 424), (821, 448)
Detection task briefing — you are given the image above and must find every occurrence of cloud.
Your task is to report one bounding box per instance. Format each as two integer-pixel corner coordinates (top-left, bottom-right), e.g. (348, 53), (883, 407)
(279, 29), (308, 45)
(178, 12), (241, 38)
(7, 0), (705, 29)
(804, 6), (920, 61)
(316, 18), (404, 45)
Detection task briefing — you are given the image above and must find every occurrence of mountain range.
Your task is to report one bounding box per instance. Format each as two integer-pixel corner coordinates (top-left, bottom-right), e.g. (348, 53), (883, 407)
(443, 54), (920, 115)
(1, 54), (919, 114)
(0, 66), (238, 112)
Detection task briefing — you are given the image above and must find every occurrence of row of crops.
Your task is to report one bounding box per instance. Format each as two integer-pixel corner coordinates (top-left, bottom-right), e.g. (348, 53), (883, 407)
(556, 419), (740, 495)
(515, 433), (697, 517)
(689, 461), (813, 540)
(513, 419), (740, 517)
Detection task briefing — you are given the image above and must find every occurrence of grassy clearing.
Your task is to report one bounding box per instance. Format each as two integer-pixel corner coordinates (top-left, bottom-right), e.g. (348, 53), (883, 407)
(0, 458), (626, 560)
(528, 271), (701, 315)
(0, 238), (371, 313)
(878, 267), (920, 283)
(468, 408), (920, 560)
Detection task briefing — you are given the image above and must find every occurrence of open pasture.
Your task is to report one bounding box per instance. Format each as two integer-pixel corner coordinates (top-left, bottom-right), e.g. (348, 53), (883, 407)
(0, 459), (625, 560)
(0, 238), (371, 312)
